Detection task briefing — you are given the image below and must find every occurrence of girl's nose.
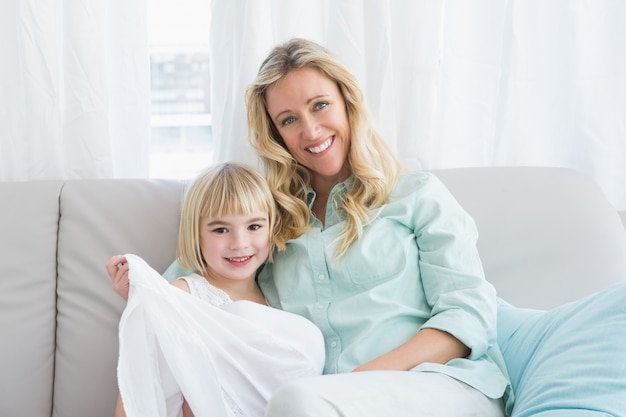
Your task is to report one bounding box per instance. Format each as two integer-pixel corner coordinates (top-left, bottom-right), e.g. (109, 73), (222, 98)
(230, 230), (249, 250)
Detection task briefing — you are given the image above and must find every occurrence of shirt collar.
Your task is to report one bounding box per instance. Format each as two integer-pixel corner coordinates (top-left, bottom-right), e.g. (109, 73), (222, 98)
(307, 176), (354, 226)
(307, 176), (354, 207)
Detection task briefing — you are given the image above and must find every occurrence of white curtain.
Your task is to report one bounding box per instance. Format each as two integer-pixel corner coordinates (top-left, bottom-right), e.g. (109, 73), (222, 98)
(210, 0), (626, 211)
(0, 0), (150, 180)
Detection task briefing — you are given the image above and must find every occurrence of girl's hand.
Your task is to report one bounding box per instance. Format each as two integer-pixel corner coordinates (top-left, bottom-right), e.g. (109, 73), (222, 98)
(106, 255), (130, 301)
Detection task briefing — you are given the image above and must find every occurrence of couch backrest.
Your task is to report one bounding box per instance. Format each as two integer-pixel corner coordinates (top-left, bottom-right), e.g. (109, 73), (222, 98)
(53, 179), (187, 417)
(0, 179), (188, 417)
(432, 167), (626, 310)
(1, 167), (625, 417)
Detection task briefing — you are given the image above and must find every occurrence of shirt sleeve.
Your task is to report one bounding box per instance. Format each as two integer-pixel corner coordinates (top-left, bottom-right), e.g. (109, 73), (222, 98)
(162, 260), (194, 282)
(409, 173), (497, 360)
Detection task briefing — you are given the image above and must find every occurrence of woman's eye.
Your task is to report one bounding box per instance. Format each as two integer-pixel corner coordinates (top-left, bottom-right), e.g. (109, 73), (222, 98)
(314, 102), (328, 110)
(281, 116), (296, 126)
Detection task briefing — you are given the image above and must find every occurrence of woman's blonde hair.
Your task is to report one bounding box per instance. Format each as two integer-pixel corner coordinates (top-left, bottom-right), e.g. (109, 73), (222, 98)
(176, 162), (277, 275)
(246, 38), (402, 258)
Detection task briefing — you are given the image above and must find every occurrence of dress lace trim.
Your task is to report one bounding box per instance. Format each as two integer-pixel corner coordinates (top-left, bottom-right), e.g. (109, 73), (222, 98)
(180, 274), (233, 307)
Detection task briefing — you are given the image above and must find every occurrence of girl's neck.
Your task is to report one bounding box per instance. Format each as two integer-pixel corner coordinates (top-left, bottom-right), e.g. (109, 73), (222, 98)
(227, 283), (267, 305)
(202, 272), (267, 305)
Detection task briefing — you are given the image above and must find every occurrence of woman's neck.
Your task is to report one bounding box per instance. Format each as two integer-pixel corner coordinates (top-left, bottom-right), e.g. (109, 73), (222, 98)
(310, 167), (350, 197)
(311, 190), (329, 224)
(310, 167), (351, 224)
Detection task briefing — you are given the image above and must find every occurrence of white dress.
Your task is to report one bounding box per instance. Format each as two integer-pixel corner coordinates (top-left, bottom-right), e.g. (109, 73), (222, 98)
(117, 254), (325, 417)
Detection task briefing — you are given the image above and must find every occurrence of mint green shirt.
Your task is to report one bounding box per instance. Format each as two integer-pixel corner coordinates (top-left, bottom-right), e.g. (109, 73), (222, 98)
(257, 172), (512, 404)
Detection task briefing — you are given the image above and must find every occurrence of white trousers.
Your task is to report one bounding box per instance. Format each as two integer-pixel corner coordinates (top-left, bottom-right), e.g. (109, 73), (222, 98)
(265, 371), (505, 417)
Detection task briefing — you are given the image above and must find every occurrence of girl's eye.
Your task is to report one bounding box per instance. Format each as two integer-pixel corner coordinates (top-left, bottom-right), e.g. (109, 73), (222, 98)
(248, 224), (262, 231)
(314, 101), (328, 111)
(212, 227), (228, 234)
(281, 116), (296, 126)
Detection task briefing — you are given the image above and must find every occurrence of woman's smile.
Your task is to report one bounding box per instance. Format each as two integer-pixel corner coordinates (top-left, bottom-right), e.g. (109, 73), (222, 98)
(306, 136), (334, 154)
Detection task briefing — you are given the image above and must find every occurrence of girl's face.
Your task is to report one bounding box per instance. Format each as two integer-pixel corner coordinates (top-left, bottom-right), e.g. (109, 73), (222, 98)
(266, 67), (351, 188)
(199, 210), (270, 285)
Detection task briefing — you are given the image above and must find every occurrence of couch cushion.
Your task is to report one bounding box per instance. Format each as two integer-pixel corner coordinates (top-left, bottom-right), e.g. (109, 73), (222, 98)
(433, 167), (626, 309)
(0, 181), (63, 416)
(497, 282), (626, 416)
(54, 179), (186, 417)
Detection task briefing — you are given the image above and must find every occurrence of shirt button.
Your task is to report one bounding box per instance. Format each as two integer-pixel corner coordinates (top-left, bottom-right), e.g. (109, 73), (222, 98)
(317, 274), (325, 281)
(330, 341), (338, 348)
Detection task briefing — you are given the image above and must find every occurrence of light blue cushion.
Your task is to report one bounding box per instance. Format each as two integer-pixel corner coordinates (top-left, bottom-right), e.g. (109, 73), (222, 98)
(497, 282), (626, 416)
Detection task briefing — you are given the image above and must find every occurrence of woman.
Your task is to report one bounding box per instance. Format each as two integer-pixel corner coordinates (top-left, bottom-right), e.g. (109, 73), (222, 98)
(244, 38), (512, 416)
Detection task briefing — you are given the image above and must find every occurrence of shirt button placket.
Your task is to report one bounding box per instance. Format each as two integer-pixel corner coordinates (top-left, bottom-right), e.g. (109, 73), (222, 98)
(308, 228), (339, 372)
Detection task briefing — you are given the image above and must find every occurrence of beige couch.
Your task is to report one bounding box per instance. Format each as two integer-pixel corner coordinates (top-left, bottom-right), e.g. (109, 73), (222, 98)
(1, 167), (625, 417)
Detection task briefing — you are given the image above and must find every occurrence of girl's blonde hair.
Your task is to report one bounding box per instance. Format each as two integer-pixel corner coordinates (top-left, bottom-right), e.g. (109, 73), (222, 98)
(246, 38), (402, 258)
(176, 162), (277, 275)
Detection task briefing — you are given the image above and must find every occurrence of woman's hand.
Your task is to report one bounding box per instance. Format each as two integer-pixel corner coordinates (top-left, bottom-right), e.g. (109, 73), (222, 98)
(105, 255), (130, 301)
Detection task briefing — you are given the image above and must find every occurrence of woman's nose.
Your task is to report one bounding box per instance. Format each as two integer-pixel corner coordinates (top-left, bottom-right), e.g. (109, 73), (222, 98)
(300, 114), (320, 140)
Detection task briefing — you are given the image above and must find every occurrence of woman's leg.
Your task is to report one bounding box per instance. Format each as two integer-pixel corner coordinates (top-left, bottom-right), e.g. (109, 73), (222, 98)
(265, 371), (504, 417)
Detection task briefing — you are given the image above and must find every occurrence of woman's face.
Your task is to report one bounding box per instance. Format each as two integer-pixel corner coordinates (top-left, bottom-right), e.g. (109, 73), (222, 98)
(265, 67), (351, 187)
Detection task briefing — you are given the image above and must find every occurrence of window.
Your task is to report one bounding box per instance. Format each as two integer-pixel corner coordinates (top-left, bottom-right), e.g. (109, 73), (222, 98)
(147, 0), (212, 179)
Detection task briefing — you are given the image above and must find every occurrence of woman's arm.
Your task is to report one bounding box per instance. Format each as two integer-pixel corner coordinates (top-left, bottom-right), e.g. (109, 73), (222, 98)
(352, 328), (469, 372)
(353, 173), (494, 372)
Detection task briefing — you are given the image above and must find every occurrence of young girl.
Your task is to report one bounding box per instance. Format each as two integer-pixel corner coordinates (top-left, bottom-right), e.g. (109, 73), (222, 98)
(106, 162), (325, 417)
